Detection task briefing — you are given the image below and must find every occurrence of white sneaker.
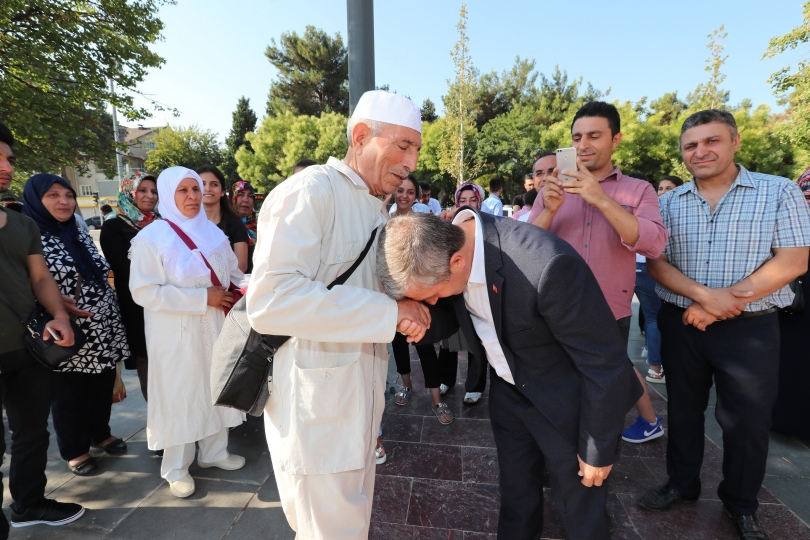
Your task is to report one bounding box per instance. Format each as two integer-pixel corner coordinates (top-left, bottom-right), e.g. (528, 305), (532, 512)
(198, 454), (245, 471)
(641, 346), (648, 359)
(169, 474), (195, 498)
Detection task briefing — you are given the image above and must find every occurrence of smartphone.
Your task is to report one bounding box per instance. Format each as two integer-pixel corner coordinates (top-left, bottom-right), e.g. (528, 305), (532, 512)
(556, 147), (578, 182)
(46, 326), (60, 341)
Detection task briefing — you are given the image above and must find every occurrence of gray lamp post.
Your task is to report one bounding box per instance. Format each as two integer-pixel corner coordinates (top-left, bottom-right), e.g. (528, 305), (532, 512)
(346, 0), (375, 114)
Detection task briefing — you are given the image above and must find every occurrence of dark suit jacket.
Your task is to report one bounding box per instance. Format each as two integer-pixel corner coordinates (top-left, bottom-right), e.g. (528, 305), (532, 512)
(420, 209), (643, 467)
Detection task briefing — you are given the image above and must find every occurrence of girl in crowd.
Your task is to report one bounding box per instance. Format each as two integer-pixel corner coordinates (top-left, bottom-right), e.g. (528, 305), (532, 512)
(388, 174), (431, 217)
(130, 167), (246, 499)
(198, 165), (249, 273)
(436, 182), (487, 405)
(100, 172), (159, 401)
(231, 181), (257, 272)
(22, 174), (130, 476)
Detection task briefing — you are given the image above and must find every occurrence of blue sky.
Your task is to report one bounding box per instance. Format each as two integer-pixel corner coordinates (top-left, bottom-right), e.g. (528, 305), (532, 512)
(130, 0), (805, 140)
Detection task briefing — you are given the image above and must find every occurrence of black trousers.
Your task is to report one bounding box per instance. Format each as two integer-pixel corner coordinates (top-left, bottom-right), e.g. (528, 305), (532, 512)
(391, 333), (444, 389)
(51, 368), (116, 461)
(0, 349), (53, 525)
(437, 347), (486, 393)
(489, 369), (610, 540)
(659, 303), (780, 515)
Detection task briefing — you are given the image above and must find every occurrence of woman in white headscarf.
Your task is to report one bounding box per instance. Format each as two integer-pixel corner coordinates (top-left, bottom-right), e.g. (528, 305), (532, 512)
(129, 167), (247, 499)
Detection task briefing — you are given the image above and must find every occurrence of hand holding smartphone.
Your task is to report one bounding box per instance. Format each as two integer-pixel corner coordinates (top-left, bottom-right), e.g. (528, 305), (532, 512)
(46, 326), (61, 341)
(556, 147), (578, 182)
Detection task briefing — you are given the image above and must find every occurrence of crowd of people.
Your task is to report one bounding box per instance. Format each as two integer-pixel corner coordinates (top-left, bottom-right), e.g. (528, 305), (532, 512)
(0, 87), (809, 540)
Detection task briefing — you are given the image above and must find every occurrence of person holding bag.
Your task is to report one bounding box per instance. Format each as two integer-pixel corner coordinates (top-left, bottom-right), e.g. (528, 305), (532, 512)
(129, 167), (246, 499)
(22, 174), (130, 477)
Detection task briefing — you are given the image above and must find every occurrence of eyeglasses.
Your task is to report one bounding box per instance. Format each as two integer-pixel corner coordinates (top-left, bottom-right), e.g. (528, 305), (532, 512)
(801, 184), (810, 192)
(534, 168), (555, 177)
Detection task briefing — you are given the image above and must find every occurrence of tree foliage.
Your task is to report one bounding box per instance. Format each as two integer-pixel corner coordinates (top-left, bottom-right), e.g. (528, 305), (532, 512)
(265, 26), (348, 117)
(235, 112), (348, 192)
(1, 0), (172, 174)
(222, 96), (258, 185)
(144, 125), (222, 173)
(437, 4), (480, 184)
(687, 26), (730, 109)
(764, 1), (810, 155)
(420, 99), (438, 122)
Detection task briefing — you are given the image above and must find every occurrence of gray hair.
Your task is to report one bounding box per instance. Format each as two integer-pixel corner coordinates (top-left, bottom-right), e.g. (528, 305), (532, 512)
(680, 109), (738, 144)
(377, 213), (466, 300)
(346, 118), (385, 146)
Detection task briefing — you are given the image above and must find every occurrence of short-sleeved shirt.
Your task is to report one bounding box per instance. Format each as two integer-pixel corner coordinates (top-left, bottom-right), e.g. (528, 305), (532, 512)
(0, 207), (44, 354)
(426, 198), (443, 215)
(220, 213), (250, 250)
(656, 165), (810, 310)
(481, 194), (504, 216)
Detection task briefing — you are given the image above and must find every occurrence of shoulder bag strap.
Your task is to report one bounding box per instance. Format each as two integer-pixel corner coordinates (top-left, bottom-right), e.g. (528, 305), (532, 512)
(165, 220), (223, 288)
(326, 227), (378, 290)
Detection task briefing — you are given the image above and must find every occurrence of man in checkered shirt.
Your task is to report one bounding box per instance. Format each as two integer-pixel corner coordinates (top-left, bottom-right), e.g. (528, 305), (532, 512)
(637, 109), (810, 540)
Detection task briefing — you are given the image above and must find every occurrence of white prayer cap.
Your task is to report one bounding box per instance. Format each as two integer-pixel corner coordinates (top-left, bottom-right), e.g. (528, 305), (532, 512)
(348, 90), (422, 137)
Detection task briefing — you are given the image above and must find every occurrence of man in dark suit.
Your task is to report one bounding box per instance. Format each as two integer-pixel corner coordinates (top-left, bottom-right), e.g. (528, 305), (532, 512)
(378, 209), (643, 540)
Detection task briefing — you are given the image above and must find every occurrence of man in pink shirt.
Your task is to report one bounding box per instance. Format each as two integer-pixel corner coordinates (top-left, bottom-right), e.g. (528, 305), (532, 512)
(527, 101), (669, 444)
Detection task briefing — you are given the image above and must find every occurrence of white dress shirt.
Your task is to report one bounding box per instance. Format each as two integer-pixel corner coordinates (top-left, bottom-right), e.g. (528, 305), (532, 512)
(452, 210), (515, 385)
(427, 198), (443, 215)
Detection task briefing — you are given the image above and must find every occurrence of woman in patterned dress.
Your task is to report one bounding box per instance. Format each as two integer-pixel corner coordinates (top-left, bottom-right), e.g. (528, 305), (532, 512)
(129, 167), (246, 499)
(22, 174), (130, 476)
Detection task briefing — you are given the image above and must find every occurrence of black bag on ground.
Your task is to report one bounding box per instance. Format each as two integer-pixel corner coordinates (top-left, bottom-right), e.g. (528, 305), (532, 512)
(211, 228), (378, 416)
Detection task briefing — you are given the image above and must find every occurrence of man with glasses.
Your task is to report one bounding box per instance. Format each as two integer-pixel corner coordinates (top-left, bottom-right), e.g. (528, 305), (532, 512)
(532, 151), (557, 191)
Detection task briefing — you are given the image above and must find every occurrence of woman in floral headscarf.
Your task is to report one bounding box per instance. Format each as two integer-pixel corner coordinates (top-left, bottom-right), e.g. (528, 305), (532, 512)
(100, 172), (160, 400)
(772, 167), (810, 439)
(231, 181), (257, 272)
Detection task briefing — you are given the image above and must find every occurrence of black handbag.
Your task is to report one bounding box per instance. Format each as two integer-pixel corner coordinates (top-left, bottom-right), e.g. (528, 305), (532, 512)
(211, 228), (378, 416)
(780, 277), (805, 315)
(0, 277), (87, 369)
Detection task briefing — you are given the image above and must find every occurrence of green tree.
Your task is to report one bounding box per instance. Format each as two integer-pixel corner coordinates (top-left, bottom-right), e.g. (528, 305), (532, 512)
(734, 101), (796, 178)
(265, 26), (348, 117)
(222, 97), (258, 185)
(145, 125), (223, 173)
(648, 92), (688, 125)
(1, 0), (172, 174)
(687, 26), (730, 109)
(420, 99), (438, 122)
(476, 57), (538, 129)
(764, 1), (810, 155)
(235, 112), (348, 192)
(438, 4), (480, 184)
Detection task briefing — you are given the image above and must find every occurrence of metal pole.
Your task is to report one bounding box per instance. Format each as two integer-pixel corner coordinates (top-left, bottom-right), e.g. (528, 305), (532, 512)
(109, 78), (124, 181)
(347, 0), (375, 114)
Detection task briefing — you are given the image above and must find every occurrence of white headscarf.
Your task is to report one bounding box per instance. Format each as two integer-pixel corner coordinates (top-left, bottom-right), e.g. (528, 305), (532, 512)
(156, 166), (229, 256)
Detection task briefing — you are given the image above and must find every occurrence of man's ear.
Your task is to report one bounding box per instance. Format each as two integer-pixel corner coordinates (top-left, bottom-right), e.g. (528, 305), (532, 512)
(351, 122), (371, 151)
(449, 252), (466, 274)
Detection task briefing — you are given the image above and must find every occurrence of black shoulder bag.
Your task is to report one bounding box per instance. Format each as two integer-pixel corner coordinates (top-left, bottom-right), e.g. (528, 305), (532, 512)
(0, 276), (87, 369)
(210, 228), (378, 416)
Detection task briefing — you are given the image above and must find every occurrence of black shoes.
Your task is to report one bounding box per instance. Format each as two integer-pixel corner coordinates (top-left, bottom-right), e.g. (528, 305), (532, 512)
(724, 506), (770, 540)
(94, 437), (127, 455)
(10, 499), (85, 528)
(637, 484), (698, 511)
(68, 456), (98, 476)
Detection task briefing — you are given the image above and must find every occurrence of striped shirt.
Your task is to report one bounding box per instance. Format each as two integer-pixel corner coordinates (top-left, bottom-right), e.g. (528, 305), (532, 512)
(656, 165), (810, 310)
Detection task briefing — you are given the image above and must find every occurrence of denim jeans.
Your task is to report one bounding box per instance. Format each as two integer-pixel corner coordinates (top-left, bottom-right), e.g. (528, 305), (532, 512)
(635, 262), (662, 366)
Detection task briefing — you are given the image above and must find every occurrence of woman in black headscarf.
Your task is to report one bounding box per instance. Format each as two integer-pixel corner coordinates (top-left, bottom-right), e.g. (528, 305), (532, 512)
(23, 174), (130, 476)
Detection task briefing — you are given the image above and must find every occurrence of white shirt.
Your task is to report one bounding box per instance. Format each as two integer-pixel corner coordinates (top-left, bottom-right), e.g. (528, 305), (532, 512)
(452, 209), (515, 385)
(427, 198), (443, 215)
(389, 202), (431, 216)
(480, 194), (503, 216)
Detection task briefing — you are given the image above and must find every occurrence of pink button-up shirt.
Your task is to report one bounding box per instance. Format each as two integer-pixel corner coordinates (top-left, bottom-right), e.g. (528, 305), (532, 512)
(526, 167), (668, 320)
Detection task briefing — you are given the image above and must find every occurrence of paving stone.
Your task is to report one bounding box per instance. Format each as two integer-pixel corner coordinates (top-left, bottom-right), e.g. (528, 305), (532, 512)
(406, 479), (499, 533)
(371, 475), (412, 525)
(222, 474), (294, 540)
(421, 418), (496, 449)
(370, 522), (463, 539)
(377, 441), (462, 482)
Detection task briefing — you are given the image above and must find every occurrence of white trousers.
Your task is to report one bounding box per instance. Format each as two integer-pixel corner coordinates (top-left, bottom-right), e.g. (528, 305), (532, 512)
(160, 428), (229, 482)
(265, 417), (377, 540)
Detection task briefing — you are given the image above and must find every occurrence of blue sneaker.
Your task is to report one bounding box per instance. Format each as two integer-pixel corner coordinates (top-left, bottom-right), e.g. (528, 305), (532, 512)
(622, 416), (664, 444)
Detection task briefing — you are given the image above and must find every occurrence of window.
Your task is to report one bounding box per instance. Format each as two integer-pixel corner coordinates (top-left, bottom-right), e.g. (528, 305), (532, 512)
(79, 185), (94, 196)
(145, 142), (156, 150)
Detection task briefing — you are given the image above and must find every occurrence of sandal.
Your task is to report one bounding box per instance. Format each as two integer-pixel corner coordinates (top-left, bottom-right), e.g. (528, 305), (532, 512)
(433, 403), (454, 425)
(645, 368), (665, 384)
(394, 386), (412, 406)
(375, 439), (387, 465)
(463, 392), (482, 406)
(69, 456), (98, 476)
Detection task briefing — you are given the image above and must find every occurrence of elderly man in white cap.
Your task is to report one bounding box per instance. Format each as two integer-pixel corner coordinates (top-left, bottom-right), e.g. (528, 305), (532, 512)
(246, 90), (431, 539)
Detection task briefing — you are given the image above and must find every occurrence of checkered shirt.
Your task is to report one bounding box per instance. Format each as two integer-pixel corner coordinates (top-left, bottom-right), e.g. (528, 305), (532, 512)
(656, 165), (810, 310)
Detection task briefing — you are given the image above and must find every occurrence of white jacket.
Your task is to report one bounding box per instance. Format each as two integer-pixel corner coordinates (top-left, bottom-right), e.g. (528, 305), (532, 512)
(247, 157), (397, 475)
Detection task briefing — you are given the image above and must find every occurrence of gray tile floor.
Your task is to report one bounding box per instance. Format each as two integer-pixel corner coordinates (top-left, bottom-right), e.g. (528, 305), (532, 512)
(2, 298), (808, 538)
